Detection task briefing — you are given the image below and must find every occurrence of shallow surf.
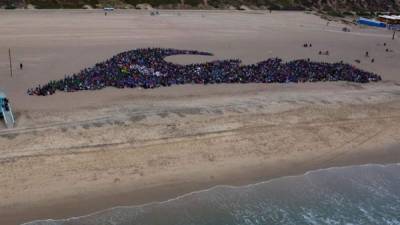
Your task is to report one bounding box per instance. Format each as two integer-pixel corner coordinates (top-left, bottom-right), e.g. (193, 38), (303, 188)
(24, 163), (400, 225)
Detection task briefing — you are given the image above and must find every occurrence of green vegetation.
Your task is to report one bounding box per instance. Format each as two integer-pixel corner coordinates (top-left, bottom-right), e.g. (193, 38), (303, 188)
(24, 0), (99, 8)
(327, 9), (344, 17)
(2, 0), (17, 9)
(342, 11), (354, 16)
(355, 10), (375, 18)
(125, 0), (181, 7)
(5, 4), (17, 9)
(1, 0), (399, 13)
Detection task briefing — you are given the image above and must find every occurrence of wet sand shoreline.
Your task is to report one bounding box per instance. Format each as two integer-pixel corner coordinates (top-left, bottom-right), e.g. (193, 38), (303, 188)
(5, 143), (400, 225)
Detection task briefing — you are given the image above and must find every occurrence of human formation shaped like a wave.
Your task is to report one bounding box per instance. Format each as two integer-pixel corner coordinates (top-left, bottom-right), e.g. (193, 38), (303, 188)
(28, 48), (382, 96)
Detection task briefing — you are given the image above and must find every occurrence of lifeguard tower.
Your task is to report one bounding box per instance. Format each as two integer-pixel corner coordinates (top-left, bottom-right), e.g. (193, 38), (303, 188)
(0, 91), (15, 128)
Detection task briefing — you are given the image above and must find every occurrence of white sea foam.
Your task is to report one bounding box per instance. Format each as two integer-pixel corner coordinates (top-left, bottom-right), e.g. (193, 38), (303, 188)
(23, 163), (400, 225)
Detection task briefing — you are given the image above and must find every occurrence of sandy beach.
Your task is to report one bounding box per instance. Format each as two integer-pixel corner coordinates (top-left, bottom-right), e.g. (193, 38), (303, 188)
(0, 10), (400, 225)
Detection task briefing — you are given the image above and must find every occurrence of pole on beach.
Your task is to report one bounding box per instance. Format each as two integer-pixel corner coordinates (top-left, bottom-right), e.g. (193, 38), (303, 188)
(8, 48), (13, 77)
(393, 30), (396, 40)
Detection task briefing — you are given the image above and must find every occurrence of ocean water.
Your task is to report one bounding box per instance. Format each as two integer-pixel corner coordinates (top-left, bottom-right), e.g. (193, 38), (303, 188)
(25, 163), (400, 225)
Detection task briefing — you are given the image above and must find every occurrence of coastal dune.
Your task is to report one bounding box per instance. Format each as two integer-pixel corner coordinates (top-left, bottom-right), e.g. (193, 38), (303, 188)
(0, 10), (399, 225)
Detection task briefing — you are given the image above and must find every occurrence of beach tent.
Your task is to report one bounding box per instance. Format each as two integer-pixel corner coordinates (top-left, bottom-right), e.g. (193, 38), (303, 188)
(357, 17), (387, 28)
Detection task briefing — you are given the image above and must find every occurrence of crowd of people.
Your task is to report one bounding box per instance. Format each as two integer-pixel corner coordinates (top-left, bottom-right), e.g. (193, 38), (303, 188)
(27, 48), (382, 96)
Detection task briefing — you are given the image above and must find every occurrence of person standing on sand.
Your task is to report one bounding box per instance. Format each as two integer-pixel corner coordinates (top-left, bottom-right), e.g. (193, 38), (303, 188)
(20, 63), (23, 70)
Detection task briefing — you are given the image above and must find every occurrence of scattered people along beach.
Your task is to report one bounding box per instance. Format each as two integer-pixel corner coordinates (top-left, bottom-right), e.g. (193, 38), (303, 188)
(28, 48), (382, 96)
(319, 50), (330, 56)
